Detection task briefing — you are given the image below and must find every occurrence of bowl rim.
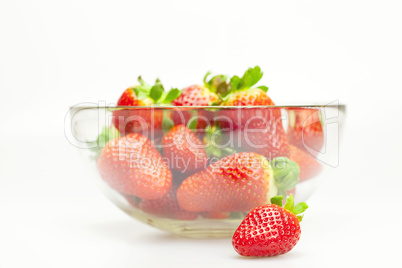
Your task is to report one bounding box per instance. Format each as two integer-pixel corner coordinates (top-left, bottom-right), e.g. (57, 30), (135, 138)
(70, 104), (346, 110)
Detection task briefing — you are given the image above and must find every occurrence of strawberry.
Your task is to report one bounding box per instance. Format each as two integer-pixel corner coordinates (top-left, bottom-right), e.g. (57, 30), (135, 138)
(171, 107), (215, 134)
(177, 152), (299, 213)
(218, 66), (279, 127)
(162, 125), (208, 173)
(217, 66), (289, 159)
(172, 72), (226, 106)
(177, 152), (275, 212)
(287, 108), (324, 156)
(97, 132), (172, 200)
(232, 120), (290, 160)
(232, 195), (308, 257)
(171, 73), (225, 130)
(288, 145), (322, 182)
(112, 77), (180, 137)
(172, 85), (219, 107)
(139, 183), (198, 220)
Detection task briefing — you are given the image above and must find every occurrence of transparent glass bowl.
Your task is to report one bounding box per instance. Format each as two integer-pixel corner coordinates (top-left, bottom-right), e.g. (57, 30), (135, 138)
(68, 104), (345, 238)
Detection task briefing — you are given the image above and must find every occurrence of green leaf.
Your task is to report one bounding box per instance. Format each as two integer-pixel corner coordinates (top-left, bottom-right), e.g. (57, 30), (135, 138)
(270, 195), (283, 207)
(230, 75), (242, 92)
(271, 157), (300, 192)
(222, 147), (236, 154)
(90, 126), (120, 155)
(132, 85), (150, 100)
(203, 71), (211, 84)
(98, 126), (120, 148)
(284, 194), (295, 211)
(162, 110), (174, 133)
(292, 202), (308, 215)
(241, 66), (263, 89)
(162, 88), (181, 104)
(206, 146), (222, 158)
(204, 124), (236, 159)
(257, 85), (269, 92)
(203, 71), (229, 95)
(208, 75), (227, 89)
(150, 82), (164, 102)
(138, 76), (150, 88)
(186, 114), (198, 131)
(132, 76), (152, 100)
(297, 215), (304, 222)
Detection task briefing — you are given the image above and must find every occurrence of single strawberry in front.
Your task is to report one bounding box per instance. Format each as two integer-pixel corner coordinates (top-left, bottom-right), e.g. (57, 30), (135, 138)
(232, 194), (308, 257)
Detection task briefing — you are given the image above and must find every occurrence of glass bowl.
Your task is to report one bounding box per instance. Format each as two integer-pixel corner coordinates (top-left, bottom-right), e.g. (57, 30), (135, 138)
(67, 104), (345, 238)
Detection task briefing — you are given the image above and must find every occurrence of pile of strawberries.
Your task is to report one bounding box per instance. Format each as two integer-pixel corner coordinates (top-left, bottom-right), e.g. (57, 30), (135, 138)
(94, 66), (322, 256)
(96, 66), (322, 219)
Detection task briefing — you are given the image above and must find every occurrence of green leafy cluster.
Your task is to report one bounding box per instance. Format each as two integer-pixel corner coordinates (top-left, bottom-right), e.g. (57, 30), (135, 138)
(204, 124), (236, 158)
(228, 66), (268, 94)
(203, 72), (228, 94)
(132, 76), (181, 104)
(131, 66), (268, 105)
(270, 194), (308, 222)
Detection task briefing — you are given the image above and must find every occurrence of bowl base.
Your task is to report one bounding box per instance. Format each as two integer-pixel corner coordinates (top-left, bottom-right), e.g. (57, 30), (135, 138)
(124, 209), (240, 238)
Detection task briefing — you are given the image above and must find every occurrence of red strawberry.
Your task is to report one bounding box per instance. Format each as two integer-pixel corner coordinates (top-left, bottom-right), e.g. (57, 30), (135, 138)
(171, 73), (225, 130)
(232, 195), (308, 257)
(112, 77), (180, 137)
(217, 66), (289, 159)
(289, 145), (322, 182)
(176, 152), (279, 212)
(162, 125), (208, 173)
(139, 183), (198, 221)
(287, 108), (324, 156)
(172, 85), (220, 106)
(172, 107), (215, 134)
(218, 66), (281, 127)
(232, 118), (290, 160)
(97, 132), (172, 200)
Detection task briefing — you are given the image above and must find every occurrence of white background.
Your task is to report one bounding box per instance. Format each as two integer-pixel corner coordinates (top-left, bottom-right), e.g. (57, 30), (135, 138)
(1, 0), (402, 267)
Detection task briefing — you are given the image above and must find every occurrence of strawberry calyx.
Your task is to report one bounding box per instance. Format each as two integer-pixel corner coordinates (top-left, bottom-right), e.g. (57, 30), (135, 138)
(271, 157), (300, 197)
(203, 71), (229, 94)
(204, 124), (236, 158)
(159, 87), (181, 105)
(89, 126), (121, 156)
(270, 194), (308, 222)
(220, 66), (269, 102)
(130, 76), (180, 105)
